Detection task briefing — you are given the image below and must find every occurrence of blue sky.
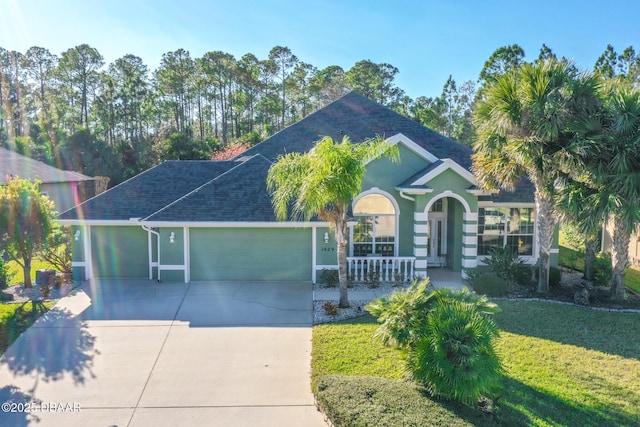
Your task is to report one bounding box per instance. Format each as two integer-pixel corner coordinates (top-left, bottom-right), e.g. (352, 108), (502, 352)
(1, 0), (639, 98)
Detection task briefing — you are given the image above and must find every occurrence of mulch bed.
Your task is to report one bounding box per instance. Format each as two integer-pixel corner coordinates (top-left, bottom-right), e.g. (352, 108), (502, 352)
(504, 268), (640, 311)
(1, 281), (79, 303)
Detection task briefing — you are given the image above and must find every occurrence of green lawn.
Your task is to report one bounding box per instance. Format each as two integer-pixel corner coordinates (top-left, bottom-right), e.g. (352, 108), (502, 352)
(4, 258), (55, 286)
(312, 302), (640, 426)
(0, 301), (56, 355)
(625, 267), (640, 294)
(557, 235), (640, 294)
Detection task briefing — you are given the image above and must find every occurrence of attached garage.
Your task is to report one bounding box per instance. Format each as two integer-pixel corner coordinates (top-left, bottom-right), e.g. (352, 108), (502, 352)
(189, 227), (312, 281)
(91, 226), (148, 278)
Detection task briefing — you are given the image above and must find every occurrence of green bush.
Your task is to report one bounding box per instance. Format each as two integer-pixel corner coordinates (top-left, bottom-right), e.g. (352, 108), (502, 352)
(0, 254), (13, 290)
(594, 253), (612, 286)
(480, 247), (532, 288)
(560, 222), (586, 251)
(314, 375), (489, 427)
(366, 267), (380, 288)
(320, 269), (339, 287)
(322, 301), (339, 316)
(366, 282), (502, 405)
(468, 272), (508, 296)
(407, 299), (502, 405)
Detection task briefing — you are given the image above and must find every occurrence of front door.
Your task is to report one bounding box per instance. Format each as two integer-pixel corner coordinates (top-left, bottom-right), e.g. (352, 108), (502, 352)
(426, 199), (447, 267)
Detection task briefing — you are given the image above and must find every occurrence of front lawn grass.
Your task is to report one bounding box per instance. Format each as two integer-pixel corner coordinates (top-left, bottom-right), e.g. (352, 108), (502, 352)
(4, 258), (55, 286)
(0, 301), (56, 355)
(625, 267), (640, 294)
(312, 302), (640, 426)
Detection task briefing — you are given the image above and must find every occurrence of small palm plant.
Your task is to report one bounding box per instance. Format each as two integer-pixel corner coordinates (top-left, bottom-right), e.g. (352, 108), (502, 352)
(366, 280), (502, 405)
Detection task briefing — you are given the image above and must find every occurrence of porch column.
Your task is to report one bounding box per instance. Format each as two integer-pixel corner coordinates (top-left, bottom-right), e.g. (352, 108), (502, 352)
(413, 212), (429, 278)
(83, 225), (92, 280)
(461, 212), (478, 278)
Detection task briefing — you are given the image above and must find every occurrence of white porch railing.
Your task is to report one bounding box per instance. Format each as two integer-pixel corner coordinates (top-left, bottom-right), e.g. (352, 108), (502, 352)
(347, 256), (416, 283)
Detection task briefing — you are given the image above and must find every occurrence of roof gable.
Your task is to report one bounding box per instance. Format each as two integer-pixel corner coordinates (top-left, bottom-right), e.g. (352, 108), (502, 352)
(410, 158), (477, 187)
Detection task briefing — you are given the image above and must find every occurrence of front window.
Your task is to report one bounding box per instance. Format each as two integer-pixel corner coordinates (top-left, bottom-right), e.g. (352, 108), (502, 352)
(352, 193), (396, 256)
(478, 207), (535, 256)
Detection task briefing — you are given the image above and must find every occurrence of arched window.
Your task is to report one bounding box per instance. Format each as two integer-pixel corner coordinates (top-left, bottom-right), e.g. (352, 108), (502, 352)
(352, 193), (396, 256)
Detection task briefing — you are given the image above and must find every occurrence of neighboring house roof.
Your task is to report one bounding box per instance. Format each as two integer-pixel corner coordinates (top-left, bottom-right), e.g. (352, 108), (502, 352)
(59, 92), (534, 223)
(0, 147), (93, 184)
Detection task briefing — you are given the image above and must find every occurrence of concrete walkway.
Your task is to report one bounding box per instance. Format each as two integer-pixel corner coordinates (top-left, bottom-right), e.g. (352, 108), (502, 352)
(0, 280), (327, 427)
(313, 268), (467, 301)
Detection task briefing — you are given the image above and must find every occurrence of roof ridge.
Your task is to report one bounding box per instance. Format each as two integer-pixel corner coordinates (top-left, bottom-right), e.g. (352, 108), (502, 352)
(234, 92), (360, 159)
(141, 156), (262, 221)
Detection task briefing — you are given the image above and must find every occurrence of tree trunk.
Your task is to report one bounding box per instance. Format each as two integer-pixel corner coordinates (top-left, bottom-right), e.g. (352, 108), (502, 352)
(535, 189), (557, 293)
(610, 216), (630, 301)
(335, 213), (350, 308)
(584, 237), (597, 282)
(23, 257), (32, 288)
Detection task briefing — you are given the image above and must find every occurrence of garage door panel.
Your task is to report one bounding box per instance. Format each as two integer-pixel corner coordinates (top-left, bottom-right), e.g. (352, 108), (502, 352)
(91, 226), (148, 278)
(190, 228), (311, 281)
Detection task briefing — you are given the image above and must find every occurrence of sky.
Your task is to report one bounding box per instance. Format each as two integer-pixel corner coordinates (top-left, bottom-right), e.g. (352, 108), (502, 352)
(1, 0), (639, 99)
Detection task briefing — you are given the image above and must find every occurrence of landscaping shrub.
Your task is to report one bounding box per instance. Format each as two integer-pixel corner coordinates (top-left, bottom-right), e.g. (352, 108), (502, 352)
(406, 299), (502, 405)
(467, 272), (508, 296)
(322, 301), (339, 316)
(594, 252), (612, 286)
(41, 226), (73, 276)
(366, 281), (502, 405)
(0, 253), (12, 290)
(39, 283), (51, 298)
(560, 222), (586, 251)
(480, 246), (532, 288)
(320, 269), (339, 288)
(366, 267), (381, 288)
(315, 375), (487, 427)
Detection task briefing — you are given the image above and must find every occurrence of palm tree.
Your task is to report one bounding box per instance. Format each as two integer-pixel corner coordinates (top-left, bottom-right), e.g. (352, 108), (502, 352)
(555, 176), (608, 282)
(585, 82), (640, 300)
(267, 135), (399, 307)
(473, 58), (599, 293)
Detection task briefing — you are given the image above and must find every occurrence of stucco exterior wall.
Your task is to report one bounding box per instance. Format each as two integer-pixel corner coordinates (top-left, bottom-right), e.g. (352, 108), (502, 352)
(362, 145), (431, 257)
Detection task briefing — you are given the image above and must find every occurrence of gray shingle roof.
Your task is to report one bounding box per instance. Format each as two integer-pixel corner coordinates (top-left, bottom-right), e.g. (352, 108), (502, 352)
(59, 92), (533, 223)
(59, 161), (236, 220)
(478, 179), (536, 204)
(145, 155), (280, 222)
(239, 92), (474, 170)
(0, 147), (93, 184)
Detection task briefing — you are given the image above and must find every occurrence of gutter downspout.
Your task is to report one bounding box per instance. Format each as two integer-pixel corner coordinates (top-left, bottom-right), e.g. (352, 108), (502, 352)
(399, 190), (415, 202)
(141, 225), (161, 282)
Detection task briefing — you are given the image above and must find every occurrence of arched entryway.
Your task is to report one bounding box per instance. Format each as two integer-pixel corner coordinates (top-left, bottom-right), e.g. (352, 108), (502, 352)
(422, 191), (475, 274)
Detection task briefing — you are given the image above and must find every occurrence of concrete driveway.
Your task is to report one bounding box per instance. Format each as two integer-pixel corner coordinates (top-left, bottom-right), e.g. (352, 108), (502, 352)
(0, 279), (327, 427)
